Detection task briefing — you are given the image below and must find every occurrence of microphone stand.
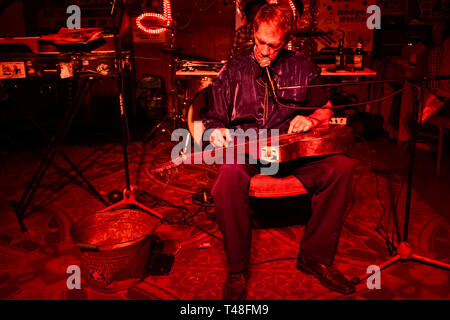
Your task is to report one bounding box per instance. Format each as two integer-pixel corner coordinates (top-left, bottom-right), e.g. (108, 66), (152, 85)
(349, 78), (450, 285)
(276, 75), (450, 284)
(97, 0), (163, 219)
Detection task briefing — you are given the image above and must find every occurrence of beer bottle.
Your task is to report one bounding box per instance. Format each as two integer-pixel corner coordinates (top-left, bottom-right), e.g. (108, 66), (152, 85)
(335, 37), (345, 70)
(354, 38), (364, 70)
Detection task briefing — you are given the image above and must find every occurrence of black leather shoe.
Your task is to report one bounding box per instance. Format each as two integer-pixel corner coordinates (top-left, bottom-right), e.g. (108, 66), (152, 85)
(296, 255), (355, 294)
(222, 271), (249, 300)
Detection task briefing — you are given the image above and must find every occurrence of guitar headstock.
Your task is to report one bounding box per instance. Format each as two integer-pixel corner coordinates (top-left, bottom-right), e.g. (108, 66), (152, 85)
(150, 155), (185, 174)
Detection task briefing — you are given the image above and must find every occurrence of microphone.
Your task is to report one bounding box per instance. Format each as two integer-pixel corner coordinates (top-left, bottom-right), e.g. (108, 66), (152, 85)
(260, 58), (278, 102)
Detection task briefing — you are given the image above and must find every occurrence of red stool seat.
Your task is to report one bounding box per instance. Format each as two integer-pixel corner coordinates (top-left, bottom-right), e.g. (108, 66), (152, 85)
(249, 174), (308, 197)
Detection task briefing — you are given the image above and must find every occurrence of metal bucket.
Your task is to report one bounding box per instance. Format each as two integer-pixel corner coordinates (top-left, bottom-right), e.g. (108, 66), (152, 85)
(70, 209), (157, 292)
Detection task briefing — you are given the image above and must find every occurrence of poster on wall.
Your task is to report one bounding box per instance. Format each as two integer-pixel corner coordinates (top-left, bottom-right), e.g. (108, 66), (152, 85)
(132, 18), (168, 43)
(419, 0), (450, 19)
(376, 0), (407, 15)
(315, 0), (374, 52)
(132, 0), (171, 43)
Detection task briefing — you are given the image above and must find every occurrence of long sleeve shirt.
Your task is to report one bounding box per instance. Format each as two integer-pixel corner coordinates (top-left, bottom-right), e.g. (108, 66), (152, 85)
(201, 48), (329, 135)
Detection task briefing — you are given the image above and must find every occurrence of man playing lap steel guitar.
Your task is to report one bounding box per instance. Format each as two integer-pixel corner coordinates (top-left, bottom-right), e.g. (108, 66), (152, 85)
(201, 4), (358, 299)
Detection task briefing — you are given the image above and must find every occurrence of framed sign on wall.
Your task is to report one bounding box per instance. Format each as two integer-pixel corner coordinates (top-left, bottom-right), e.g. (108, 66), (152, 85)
(315, 0), (374, 52)
(419, 0), (450, 19)
(376, 0), (408, 15)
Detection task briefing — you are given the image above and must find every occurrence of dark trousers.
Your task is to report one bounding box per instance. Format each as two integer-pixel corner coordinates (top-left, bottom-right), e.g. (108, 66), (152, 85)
(211, 154), (358, 273)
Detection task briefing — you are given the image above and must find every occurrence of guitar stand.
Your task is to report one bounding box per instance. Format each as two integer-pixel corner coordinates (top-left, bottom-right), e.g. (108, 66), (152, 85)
(11, 76), (109, 232)
(351, 82), (450, 286)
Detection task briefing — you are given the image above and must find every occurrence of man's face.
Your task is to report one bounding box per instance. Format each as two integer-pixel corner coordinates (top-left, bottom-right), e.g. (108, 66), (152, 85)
(254, 22), (285, 67)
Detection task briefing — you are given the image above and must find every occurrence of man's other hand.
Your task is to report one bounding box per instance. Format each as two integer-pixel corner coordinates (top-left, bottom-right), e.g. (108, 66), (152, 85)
(210, 128), (233, 148)
(288, 115), (315, 134)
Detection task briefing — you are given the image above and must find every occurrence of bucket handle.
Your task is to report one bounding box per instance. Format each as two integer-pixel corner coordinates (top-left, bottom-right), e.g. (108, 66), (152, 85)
(75, 234), (151, 251)
(75, 243), (100, 251)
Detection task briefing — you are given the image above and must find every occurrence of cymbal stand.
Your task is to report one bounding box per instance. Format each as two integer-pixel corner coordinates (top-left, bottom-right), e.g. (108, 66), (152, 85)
(98, 0), (162, 220)
(145, 28), (186, 143)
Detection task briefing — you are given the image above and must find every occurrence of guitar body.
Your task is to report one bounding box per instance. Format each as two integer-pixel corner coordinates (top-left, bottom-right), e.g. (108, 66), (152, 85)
(259, 125), (354, 163)
(151, 124), (354, 173)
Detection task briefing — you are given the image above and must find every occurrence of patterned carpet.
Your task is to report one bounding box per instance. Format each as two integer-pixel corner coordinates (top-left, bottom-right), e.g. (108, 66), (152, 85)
(0, 137), (448, 300)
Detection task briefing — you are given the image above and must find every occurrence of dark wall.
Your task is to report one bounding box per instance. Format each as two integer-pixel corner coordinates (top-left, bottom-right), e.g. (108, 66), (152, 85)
(134, 1), (235, 85)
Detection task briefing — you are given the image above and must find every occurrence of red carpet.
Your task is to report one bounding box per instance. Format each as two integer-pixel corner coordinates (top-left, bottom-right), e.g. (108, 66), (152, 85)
(0, 138), (448, 300)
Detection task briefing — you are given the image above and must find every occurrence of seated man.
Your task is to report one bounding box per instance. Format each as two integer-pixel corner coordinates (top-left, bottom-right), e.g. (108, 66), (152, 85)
(201, 4), (358, 300)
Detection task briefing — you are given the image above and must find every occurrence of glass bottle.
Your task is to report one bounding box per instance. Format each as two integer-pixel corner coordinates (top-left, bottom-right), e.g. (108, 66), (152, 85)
(354, 38), (364, 70)
(335, 37), (345, 70)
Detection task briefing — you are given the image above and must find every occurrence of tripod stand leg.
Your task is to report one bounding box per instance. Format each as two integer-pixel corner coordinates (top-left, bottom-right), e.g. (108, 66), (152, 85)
(21, 102), (108, 207)
(57, 151), (109, 206)
(97, 187), (163, 220)
(351, 250), (450, 285)
(17, 100), (108, 207)
(411, 254), (450, 270)
(351, 254), (402, 285)
(144, 114), (172, 143)
(134, 201), (164, 219)
(12, 77), (95, 231)
(97, 199), (125, 213)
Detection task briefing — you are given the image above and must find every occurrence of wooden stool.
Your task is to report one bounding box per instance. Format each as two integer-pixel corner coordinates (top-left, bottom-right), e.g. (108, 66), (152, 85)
(249, 174), (308, 197)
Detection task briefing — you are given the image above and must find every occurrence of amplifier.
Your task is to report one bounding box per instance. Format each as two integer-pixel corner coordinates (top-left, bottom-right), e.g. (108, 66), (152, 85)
(0, 51), (132, 80)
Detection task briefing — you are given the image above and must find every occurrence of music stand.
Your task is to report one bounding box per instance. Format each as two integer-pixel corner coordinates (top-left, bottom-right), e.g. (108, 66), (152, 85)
(97, 0), (163, 220)
(350, 79), (450, 285)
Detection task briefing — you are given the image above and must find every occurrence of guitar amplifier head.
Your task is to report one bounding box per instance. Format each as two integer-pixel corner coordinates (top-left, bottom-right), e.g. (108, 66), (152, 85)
(0, 51), (133, 80)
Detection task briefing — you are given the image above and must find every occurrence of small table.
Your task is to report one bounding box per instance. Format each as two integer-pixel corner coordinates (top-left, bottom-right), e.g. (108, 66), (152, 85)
(318, 64), (377, 77)
(318, 64), (378, 117)
(176, 65), (378, 78)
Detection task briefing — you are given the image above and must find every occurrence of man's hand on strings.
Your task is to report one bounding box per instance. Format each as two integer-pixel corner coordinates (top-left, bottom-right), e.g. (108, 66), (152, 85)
(210, 128), (233, 148)
(288, 115), (316, 134)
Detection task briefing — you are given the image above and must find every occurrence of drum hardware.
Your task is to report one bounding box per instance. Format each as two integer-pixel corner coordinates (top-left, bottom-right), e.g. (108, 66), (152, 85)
(180, 60), (225, 72)
(145, 32), (221, 143)
(144, 29), (186, 143)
